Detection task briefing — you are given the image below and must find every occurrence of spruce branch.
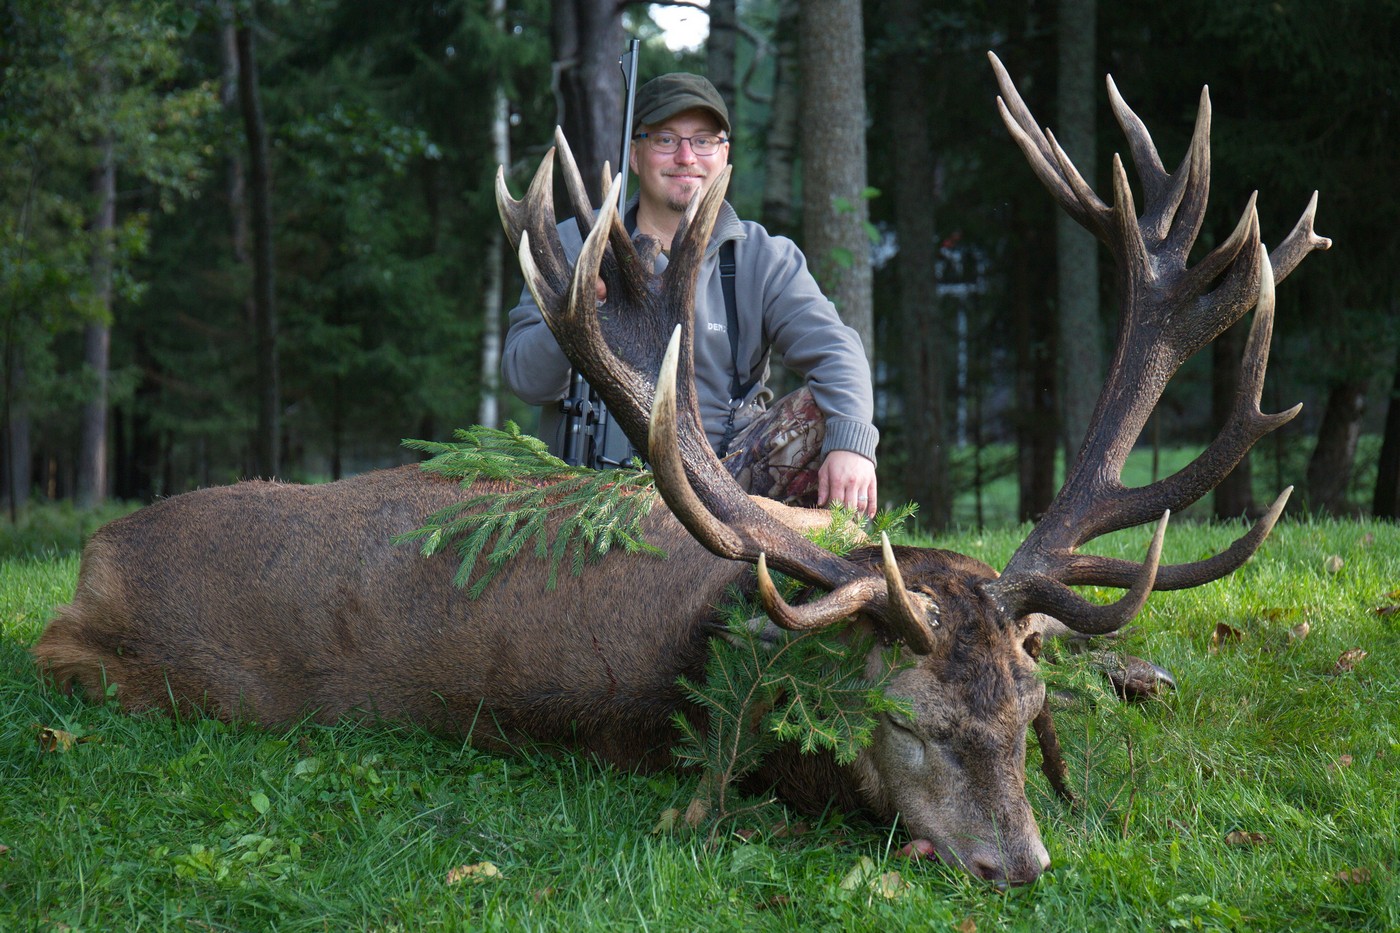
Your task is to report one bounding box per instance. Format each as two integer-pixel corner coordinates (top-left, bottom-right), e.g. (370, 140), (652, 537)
(395, 423), (662, 596)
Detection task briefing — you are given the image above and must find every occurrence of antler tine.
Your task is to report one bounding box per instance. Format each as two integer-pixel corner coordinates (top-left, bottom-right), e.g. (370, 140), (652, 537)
(554, 126), (599, 239)
(1269, 190), (1333, 284)
(495, 165), (527, 253)
(989, 52), (1109, 235)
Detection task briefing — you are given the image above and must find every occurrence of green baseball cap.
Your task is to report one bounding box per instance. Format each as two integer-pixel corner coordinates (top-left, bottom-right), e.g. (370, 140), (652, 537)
(633, 73), (731, 136)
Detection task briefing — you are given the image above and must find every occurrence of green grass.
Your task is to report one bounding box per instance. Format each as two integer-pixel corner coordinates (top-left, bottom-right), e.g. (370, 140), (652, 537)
(2, 516), (1398, 930)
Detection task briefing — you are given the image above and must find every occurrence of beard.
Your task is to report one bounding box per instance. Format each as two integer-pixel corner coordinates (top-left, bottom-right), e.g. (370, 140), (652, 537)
(663, 174), (706, 213)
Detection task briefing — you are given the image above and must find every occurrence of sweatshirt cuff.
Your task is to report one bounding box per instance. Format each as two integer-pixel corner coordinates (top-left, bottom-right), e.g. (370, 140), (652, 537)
(822, 419), (879, 465)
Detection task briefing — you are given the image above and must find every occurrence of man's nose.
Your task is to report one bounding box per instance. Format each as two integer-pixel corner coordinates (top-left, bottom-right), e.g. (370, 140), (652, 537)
(673, 140), (699, 163)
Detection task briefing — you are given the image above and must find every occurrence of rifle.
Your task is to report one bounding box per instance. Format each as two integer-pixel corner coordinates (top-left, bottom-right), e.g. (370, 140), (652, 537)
(548, 38), (641, 469)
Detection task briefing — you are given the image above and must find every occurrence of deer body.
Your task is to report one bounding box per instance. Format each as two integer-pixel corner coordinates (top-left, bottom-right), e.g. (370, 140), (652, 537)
(36, 466), (730, 769)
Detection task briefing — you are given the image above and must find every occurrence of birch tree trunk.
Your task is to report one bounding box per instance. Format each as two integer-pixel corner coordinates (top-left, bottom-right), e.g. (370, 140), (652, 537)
(798, 0), (874, 363)
(478, 0), (511, 429)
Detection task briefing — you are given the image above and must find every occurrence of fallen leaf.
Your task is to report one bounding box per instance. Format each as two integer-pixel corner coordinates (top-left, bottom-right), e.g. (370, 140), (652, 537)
(0, 844), (10, 857)
(1327, 754), (1354, 773)
(651, 808), (679, 834)
(683, 796), (709, 828)
(755, 895), (791, 910)
(1324, 554), (1344, 574)
(875, 870), (909, 899)
(956, 918), (978, 933)
(1388, 587), (1400, 600)
(1289, 622), (1311, 642)
(1335, 867), (1372, 885)
(1360, 533), (1375, 547)
(1224, 830), (1269, 846)
(37, 727), (78, 753)
(1333, 648), (1368, 675)
(446, 862), (500, 885)
(839, 856), (878, 891)
(733, 828), (757, 842)
(770, 821), (809, 839)
(532, 886), (556, 902)
(1210, 623), (1244, 653)
(1373, 605), (1400, 617)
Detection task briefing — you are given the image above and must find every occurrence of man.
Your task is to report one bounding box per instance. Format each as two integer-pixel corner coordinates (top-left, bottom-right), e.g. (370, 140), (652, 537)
(502, 73), (879, 517)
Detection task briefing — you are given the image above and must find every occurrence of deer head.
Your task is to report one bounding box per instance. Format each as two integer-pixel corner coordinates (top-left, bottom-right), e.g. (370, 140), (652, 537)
(496, 53), (1329, 884)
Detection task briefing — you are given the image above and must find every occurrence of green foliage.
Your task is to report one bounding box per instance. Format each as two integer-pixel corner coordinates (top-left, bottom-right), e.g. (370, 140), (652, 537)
(395, 423), (662, 597)
(671, 507), (915, 826)
(5, 519), (1400, 928)
(672, 599), (909, 824)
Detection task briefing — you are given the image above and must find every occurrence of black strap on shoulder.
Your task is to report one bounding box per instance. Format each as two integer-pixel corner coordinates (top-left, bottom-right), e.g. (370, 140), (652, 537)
(720, 240), (747, 400)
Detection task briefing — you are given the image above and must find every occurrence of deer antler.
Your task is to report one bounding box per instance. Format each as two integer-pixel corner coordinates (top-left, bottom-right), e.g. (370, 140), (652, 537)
(984, 52), (1331, 632)
(496, 130), (942, 653)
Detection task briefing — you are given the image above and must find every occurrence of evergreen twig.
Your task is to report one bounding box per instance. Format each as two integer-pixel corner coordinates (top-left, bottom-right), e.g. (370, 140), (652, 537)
(394, 423), (662, 597)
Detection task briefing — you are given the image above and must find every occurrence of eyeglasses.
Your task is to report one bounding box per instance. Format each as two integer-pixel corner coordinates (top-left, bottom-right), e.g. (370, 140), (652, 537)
(633, 132), (728, 156)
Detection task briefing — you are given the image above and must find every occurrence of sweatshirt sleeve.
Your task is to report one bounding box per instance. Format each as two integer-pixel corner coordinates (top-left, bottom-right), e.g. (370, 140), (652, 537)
(750, 229), (880, 463)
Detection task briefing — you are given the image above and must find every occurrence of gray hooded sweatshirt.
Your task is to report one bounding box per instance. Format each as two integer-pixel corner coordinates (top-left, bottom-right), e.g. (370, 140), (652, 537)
(501, 199), (879, 463)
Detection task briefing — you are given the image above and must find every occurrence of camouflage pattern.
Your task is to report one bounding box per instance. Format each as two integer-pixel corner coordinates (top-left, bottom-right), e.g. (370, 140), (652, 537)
(723, 387), (825, 506)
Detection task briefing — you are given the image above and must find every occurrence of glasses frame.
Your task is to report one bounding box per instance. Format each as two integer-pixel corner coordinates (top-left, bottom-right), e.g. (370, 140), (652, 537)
(632, 132), (729, 156)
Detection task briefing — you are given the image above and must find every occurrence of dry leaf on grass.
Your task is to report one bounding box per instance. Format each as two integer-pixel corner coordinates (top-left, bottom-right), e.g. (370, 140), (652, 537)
(446, 862), (500, 885)
(1327, 754), (1354, 773)
(1210, 623), (1244, 653)
(1324, 554), (1344, 574)
(755, 895), (791, 911)
(1289, 622), (1311, 642)
(651, 808), (679, 834)
(34, 726), (93, 754)
(956, 918), (978, 933)
(1335, 867), (1372, 885)
(1224, 830), (1269, 846)
(1333, 648), (1368, 675)
(1373, 605), (1400, 617)
(0, 844), (10, 857)
(683, 796), (709, 828)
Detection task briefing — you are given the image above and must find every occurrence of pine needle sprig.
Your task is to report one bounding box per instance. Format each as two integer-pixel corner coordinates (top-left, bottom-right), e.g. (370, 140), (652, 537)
(394, 423), (663, 597)
(671, 573), (911, 826)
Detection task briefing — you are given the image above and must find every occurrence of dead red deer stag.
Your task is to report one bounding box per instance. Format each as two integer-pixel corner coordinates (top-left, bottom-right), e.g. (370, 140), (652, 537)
(32, 54), (1327, 887)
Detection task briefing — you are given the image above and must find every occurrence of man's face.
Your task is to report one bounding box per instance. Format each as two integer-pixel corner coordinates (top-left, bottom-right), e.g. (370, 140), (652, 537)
(629, 109), (730, 215)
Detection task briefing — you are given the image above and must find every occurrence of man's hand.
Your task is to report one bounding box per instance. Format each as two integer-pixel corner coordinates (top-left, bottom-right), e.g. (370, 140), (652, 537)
(817, 450), (878, 519)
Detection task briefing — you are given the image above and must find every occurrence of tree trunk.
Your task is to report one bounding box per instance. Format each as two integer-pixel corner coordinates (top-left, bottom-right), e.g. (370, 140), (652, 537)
(77, 63), (116, 507)
(1373, 337), (1400, 519)
(798, 0), (874, 363)
(1056, 0), (1102, 464)
(883, 0), (950, 528)
(478, 0), (511, 430)
(1013, 215), (1058, 522)
(1211, 321), (1255, 518)
(550, 0), (624, 206)
(760, 0), (800, 237)
(3, 352), (30, 520)
(1306, 378), (1368, 515)
(236, 13), (280, 478)
(706, 0), (739, 120)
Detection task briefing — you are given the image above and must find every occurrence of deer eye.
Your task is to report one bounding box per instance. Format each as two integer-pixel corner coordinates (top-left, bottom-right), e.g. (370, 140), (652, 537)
(1023, 631), (1043, 661)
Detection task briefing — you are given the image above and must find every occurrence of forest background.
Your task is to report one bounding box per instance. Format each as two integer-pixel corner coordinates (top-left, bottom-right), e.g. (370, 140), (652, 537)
(4, 0), (1398, 532)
